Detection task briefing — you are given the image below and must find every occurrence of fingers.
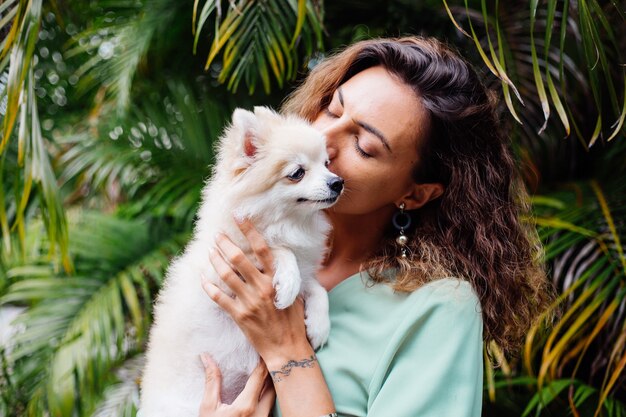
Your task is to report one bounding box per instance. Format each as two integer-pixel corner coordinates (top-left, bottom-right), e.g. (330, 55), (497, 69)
(215, 233), (264, 284)
(201, 272), (237, 315)
(254, 379), (276, 417)
(199, 354), (274, 417)
(208, 247), (247, 293)
(199, 353), (222, 413)
(235, 218), (275, 276)
(233, 360), (269, 411)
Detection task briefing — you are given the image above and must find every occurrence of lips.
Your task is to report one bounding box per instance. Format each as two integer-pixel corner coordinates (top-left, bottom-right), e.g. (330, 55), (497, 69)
(297, 197), (338, 204)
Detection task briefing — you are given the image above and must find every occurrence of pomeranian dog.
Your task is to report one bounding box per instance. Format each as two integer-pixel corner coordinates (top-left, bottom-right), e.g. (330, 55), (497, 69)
(139, 106), (343, 416)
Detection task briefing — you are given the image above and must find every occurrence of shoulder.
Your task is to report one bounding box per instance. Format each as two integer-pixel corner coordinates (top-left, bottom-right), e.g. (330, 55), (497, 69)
(411, 277), (481, 310)
(375, 277), (483, 371)
(353, 273), (482, 323)
(392, 277), (483, 337)
(366, 277), (484, 407)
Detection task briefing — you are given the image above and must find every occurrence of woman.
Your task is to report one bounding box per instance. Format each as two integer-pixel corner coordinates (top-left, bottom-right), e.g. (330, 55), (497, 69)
(197, 36), (551, 417)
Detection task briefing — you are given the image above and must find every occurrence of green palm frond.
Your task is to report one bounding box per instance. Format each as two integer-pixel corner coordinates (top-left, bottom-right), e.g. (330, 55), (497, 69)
(66, 0), (181, 114)
(193, 0), (324, 94)
(0, 141), (20, 264)
(0, 212), (54, 299)
(444, 0), (626, 147)
(0, 0), (71, 271)
(91, 355), (144, 417)
(56, 79), (231, 226)
(523, 179), (626, 414)
(1, 211), (184, 416)
(1, 0), (41, 149)
(490, 377), (626, 417)
(0, 0), (19, 62)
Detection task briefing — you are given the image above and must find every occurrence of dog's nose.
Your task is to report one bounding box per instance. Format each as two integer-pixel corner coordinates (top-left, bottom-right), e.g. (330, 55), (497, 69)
(328, 177), (344, 194)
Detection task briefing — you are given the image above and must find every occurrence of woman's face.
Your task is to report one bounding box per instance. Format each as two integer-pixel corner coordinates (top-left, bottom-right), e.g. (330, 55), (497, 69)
(311, 66), (433, 216)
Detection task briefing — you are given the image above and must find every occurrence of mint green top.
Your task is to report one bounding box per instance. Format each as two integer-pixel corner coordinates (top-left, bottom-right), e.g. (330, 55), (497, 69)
(274, 273), (483, 417)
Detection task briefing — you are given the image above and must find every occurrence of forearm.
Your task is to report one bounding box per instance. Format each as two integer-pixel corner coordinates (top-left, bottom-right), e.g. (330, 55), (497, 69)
(207, 222), (335, 416)
(264, 342), (335, 417)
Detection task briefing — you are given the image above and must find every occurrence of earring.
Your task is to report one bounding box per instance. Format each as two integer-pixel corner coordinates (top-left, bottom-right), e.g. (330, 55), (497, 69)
(392, 203), (411, 258)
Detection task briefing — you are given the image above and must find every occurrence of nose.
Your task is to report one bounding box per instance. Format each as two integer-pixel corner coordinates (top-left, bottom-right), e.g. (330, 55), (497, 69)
(326, 142), (338, 160)
(320, 131), (337, 161)
(328, 177), (344, 194)
(317, 119), (346, 161)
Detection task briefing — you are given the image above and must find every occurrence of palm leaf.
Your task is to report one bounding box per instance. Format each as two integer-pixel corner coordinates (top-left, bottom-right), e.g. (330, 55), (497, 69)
(522, 179), (626, 414)
(56, 79), (230, 227)
(1, 211), (184, 416)
(1, 0), (41, 152)
(91, 355), (144, 417)
(66, 0), (180, 114)
(447, 1), (625, 146)
(194, 0), (324, 94)
(0, 0), (71, 271)
(512, 377), (626, 417)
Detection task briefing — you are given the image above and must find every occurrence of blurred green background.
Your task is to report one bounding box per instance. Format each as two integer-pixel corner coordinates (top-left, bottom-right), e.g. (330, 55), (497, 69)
(0, 0), (625, 416)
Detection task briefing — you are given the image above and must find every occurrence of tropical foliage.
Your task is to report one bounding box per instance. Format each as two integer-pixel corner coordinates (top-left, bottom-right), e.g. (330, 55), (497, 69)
(0, 0), (624, 416)
(446, 2), (626, 416)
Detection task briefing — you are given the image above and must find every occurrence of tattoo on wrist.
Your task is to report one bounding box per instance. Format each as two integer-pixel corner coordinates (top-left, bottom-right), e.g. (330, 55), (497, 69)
(269, 355), (317, 382)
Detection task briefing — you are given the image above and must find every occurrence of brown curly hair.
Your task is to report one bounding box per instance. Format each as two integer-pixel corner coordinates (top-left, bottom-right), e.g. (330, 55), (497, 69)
(282, 36), (553, 355)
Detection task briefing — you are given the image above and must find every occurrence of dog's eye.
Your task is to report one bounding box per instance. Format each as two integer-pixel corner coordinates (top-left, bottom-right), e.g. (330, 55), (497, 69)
(287, 167), (305, 181)
(325, 159), (330, 167)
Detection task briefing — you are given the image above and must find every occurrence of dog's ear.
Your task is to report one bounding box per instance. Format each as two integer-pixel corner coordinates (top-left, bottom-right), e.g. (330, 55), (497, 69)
(232, 108), (260, 158)
(253, 106), (280, 122)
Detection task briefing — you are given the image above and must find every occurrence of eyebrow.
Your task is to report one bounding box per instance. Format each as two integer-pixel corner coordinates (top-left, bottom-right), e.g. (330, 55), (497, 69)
(337, 87), (392, 153)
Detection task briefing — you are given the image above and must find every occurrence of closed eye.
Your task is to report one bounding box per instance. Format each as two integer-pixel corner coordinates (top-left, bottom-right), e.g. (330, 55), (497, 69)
(354, 136), (372, 158)
(324, 108), (339, 118)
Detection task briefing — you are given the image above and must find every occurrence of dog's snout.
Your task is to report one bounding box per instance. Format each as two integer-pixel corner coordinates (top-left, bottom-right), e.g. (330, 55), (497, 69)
(328, 177), (344, 194)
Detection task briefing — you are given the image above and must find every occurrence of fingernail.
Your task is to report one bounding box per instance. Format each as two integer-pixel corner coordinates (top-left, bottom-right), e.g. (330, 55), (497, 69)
(200, 271), (208, 283)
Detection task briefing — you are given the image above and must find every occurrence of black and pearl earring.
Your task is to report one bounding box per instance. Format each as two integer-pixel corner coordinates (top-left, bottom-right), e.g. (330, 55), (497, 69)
(392, 203), (411, 258)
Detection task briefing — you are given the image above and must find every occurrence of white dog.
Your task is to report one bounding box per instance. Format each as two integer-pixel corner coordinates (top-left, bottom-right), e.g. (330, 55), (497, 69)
(139, 106), (342, 416)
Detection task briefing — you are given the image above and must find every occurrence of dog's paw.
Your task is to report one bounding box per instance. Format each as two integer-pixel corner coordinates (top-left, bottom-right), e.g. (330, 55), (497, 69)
(272, 254), (301, 309)
(273, 277), (300, 309)
(300, 280), (330, 349)
(305, 312), (330, 350)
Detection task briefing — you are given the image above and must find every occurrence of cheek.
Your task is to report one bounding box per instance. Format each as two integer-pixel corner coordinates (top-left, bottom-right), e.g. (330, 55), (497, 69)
(268, 183), (290, 198)
(342, 166), (385, 199)
(351, 164), (413, 199)
(366, 176), (399, 199)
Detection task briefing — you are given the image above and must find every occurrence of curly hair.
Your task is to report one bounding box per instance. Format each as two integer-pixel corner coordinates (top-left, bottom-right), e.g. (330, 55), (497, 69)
(282, 36), (553, 355)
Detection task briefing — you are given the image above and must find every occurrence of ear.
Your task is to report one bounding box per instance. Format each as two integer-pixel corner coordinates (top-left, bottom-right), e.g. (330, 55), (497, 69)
(397, 182), (444, 210)
(253, 106), (280, 122)
(232, 108), (260, 158)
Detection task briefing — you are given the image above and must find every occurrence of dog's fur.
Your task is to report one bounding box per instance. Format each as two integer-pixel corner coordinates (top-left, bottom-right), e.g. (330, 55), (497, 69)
(140, 107), (340, 416)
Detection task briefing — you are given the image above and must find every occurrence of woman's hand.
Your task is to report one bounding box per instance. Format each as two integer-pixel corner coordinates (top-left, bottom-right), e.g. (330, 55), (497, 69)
(199, 353), (275, 417)
(201, 218), (311, 366)
(202, 218), (337, 417)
